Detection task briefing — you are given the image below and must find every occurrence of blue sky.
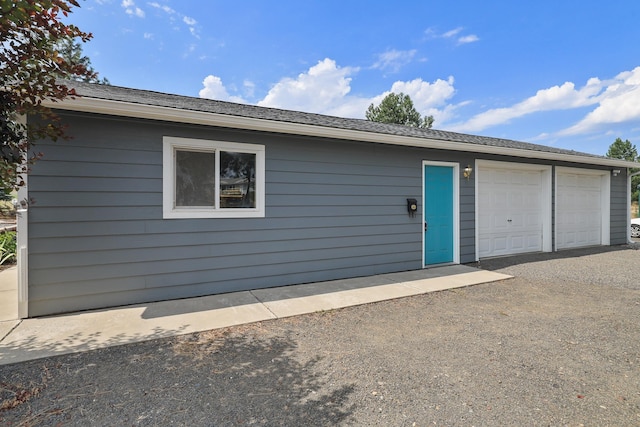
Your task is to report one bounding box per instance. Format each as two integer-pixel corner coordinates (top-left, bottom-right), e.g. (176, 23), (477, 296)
(68, 0), (640, 155)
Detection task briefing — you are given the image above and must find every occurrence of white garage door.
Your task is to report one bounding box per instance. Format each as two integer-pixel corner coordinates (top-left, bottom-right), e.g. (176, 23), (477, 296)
(556, 169), (605, 249)
(478, 164), (547, 258)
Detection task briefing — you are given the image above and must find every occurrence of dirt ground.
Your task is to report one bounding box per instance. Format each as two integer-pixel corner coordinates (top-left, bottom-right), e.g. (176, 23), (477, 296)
(1, 245), (639, 426)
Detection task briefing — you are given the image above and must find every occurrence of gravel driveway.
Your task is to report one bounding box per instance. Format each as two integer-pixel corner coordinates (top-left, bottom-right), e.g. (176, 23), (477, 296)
(1, 245), (639, 426)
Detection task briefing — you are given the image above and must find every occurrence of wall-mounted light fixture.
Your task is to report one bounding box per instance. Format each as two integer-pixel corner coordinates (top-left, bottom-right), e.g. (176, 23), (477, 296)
(612, 169), (621, 177)
(463, 165), (473, 180)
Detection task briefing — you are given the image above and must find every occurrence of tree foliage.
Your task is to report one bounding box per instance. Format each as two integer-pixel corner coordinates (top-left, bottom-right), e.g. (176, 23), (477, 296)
(606, 137), (637, 161)
(0, 0), (96, 193)
(56, 36), (109, 84)
(365, 92), (434, 129)
(606, 137), (640, 202)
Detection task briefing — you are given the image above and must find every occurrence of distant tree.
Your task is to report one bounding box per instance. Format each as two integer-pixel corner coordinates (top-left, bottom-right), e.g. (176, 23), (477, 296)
(606, 137), (637, 160)
(56, 37), (109, 84)
(606, 137), (639, 202)
(366, 92), (434, 129)
(0, 0), (97, 194)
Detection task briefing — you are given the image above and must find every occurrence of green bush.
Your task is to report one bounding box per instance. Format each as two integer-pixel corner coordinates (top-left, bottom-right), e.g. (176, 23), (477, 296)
(0, 231), (17, 265)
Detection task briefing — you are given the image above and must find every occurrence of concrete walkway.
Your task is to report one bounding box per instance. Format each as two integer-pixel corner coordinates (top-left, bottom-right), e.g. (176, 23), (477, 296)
(0, 266), (17, 322)
(0, 265), (511, 365)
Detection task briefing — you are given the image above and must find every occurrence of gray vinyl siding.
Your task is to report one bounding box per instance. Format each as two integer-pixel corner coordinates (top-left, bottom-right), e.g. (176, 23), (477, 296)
(458, 155), (476, 262)
(610, 170), (629, 244)
(28, 111), (476, 316)
(27, 111), (628, 317)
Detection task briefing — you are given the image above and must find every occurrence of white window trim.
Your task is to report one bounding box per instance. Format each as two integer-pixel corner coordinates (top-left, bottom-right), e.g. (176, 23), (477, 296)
(163, 136), (265, 219)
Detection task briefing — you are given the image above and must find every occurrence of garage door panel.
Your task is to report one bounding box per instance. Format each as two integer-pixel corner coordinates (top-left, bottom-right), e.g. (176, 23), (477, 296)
(526, 213), (541, 227)
(584, 175), (600, 187)
(510, 213), (523, 227)
(511, 236), (524, 251)
(478, 213), (492, 229)
(478, 237), (492, 255)
(525, 234), (542, 251)
(510, 192), (524, 209)
(558, 193), (573, 208)
(512, 173), (524, 185)
(493, 237), (507, 252)
(478, 232), (542, 257)
(493, 193), (508, 209)
(478, 165), (546, 258)
(493, 214), (509, 229)
(563, 232), (577, 246)
(556, 170), (603, 250)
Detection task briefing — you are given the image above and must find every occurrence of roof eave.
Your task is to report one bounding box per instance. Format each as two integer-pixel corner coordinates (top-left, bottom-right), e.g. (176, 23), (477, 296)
(44, 96), (640, 169)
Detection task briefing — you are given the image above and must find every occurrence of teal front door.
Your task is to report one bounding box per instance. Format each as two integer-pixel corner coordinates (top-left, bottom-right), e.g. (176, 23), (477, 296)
(424, 164), (454, 265)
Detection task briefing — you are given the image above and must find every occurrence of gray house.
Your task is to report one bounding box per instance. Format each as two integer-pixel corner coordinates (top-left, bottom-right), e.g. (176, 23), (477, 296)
(15, 82), (639, 317)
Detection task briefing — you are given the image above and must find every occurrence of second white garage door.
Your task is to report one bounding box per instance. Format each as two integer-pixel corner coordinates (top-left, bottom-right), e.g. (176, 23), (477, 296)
(555, 168), (609, 250)
(477, 162), (551, 258)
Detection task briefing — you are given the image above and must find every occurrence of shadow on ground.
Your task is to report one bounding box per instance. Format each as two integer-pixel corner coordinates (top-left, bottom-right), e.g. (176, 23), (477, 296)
(0, 325), (193, 365)
(0, 327), (355, 426)
(469, 244), (634, 271)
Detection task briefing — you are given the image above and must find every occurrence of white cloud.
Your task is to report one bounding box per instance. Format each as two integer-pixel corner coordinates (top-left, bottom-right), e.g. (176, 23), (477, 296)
(372, 49), (418, 73)
(122, 0), (144, 17)
(358, 77), (457, 124)
(182, 43), (197, 58)
(442, 27), (463, 38)
(243, 80), (256, 98)
(457, 34), (479, 45)
(183, 16), (199, 37)
(196, 60), (640, 149)
(427, 27), (478, 45)
(199, 58), (457, 122)
(448, 77), (606, 133)
(559, 67), (640, 136)
(199, 75), (248, 104)
(389, 77), (456, 108)
(148, 2), (175, 14)
(148, 2), (198, 37)
(444, 67), (640, 140)
(257, 58), (357, 114)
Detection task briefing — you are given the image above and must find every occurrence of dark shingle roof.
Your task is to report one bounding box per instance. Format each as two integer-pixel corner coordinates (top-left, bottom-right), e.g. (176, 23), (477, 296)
(63, 81), (614, 162)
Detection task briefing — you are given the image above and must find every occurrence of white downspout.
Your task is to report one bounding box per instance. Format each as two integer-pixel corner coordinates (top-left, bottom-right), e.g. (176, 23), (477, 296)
(16, 192), (27, 319)
(16, 115), (28, 319)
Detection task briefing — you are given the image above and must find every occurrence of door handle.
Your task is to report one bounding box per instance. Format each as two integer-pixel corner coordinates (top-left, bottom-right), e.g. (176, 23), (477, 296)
(424, 221), (428, 232)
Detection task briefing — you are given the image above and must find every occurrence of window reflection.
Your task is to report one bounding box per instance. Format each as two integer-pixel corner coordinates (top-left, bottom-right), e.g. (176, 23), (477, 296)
(220, 151), (256, 208)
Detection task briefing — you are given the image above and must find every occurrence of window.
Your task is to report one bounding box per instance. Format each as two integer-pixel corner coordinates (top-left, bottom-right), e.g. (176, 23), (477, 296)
(163, 137), (265, 218)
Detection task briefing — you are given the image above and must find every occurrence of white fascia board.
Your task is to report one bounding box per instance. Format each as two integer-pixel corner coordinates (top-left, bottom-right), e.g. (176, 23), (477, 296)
(46, 96), (640, 169)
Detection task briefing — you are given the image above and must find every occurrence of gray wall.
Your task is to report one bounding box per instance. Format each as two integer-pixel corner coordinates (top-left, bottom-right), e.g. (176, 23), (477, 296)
(27, 111), (627, 316)
(28, 112), (477, 316)
(610, 170), (630, 244)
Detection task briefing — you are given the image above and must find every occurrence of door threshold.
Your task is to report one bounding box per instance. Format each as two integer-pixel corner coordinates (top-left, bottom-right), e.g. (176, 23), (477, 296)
(424, 262), (457, 269)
